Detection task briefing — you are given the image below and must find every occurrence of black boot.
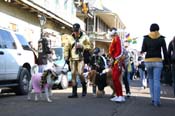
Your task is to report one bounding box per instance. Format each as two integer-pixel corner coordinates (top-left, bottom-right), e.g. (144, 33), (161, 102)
(68, 85), (78, 98)
(82, 82), (87, 97)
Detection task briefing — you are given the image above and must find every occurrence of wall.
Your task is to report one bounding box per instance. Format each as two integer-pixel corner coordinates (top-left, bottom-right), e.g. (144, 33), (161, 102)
(0, 1), (71, 47)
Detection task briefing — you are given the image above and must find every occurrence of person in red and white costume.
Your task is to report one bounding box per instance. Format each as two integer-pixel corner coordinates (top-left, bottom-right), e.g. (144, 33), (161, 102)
(109, 27), (125, 102)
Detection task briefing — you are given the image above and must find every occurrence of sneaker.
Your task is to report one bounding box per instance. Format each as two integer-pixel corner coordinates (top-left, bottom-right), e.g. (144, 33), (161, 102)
(110, 96), (118, 101)
(92, 93), (96, 97)
(153, 101), (161, 107)
(115, 96), (125, 102)
(126, 93), (131, 97)
(141, 87), (145, 90)
(121, 96), (125, 102)
(154, 103), (161, 107)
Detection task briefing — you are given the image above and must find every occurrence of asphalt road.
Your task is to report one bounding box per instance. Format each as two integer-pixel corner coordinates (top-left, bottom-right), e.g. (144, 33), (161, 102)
(0, 80), (175, 116)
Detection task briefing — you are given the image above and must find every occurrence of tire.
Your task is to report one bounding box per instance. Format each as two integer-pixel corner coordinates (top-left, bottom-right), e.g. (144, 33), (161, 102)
(15, 68), (30, 95)
(60, 73), (68, 89)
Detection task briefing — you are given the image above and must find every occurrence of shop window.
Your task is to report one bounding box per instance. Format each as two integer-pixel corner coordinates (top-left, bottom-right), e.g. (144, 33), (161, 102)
(9, 23), (17, 31)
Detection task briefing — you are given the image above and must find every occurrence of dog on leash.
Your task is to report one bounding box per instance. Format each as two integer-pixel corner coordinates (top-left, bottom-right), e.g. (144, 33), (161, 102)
(27, 65), (57, 102)
(87, 68), (115, 97)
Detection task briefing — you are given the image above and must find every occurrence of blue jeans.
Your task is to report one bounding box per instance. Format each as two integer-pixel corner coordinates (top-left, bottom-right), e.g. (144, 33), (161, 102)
(145, 61), (163, 105)
(38, 65), (46, 73)
(138, 68), (147, 87)
(123, 68), (131, 94)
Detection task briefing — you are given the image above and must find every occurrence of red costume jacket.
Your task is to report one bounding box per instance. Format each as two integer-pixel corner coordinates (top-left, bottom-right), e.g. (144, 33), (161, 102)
(109, 35), (122, 59)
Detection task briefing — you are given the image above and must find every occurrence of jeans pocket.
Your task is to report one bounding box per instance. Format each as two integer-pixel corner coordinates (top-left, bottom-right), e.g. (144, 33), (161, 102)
(154, 62), (163, 68)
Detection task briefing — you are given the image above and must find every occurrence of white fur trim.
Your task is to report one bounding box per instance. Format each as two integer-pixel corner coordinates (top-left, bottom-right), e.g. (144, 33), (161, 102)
(109, 29), (117, 36)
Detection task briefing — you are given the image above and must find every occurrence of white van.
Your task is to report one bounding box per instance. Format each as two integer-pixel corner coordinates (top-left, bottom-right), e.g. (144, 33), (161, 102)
(0, 28), (35, 95)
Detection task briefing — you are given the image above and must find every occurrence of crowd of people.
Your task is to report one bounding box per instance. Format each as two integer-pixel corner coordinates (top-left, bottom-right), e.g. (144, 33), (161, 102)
(29, 22), (175, 107)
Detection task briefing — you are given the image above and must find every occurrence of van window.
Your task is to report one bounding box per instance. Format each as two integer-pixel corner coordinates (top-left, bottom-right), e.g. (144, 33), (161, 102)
(0, 29), (16, 49)
(54, 48), (63, 60)
(0, 33), (4, 48)
(15, 33), (31, 51)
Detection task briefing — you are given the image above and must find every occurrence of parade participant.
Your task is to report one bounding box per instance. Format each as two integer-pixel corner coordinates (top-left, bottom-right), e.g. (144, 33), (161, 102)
(141, 23), (169, 106)
(37, 35), (51, 73)
(64, 23), (92, 98)
(109, 27), (125, 102)
(89, 47), (106, 95)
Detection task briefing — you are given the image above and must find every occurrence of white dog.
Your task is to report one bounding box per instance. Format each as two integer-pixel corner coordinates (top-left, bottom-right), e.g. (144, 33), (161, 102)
(27, 65), (57, 102)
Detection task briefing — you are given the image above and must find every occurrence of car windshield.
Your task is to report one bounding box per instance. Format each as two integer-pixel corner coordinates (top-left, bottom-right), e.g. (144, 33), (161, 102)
(54, 48), (63, 60)
(15, 33), (31, 50)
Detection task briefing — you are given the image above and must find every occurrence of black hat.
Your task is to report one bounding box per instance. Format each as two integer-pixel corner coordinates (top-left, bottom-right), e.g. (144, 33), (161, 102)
(150, 23), (159, 32)
(110, 27), (117, 32)
(73, 23), (80, 32)
(93, 47), (100, 54)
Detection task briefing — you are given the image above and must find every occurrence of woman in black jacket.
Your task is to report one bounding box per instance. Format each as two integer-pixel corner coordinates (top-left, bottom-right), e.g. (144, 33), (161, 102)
(141, 23), (169, 107)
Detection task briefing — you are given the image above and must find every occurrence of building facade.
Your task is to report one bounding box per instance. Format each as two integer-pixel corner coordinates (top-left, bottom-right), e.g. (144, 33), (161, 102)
(0, 0), (126, 54)
(0, 0), (84, 48)
(75, 0), (126, 54)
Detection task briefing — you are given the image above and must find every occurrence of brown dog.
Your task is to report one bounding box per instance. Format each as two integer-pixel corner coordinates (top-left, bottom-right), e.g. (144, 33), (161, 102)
(88, 68), (115, 97)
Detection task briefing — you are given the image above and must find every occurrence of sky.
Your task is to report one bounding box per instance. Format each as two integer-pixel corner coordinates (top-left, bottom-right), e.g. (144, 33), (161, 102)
(102, 0), (175, 50)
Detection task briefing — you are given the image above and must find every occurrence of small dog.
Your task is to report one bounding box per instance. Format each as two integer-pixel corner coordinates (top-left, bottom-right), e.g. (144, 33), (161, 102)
(87, 68), (115, 97)
(27, 65), (57, 102)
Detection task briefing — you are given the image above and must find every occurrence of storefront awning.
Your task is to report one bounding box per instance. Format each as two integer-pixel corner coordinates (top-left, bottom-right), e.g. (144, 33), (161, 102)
(16, 0), (73, 28)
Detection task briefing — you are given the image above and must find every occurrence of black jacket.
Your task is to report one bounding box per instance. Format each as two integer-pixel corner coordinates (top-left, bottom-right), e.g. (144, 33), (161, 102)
(141, 32), (169, 64)
(90, 55), (105, 73)
(168, 40), (175, 64)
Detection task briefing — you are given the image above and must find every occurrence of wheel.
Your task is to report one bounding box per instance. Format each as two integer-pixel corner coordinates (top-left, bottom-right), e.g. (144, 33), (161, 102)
(60, 73), (68, 89)
(15, 68), (30, 95)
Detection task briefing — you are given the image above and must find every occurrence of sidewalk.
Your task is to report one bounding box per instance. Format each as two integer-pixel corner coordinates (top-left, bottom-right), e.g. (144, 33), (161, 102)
(129, 79), (175, 98)
(116, 79), (175, 116)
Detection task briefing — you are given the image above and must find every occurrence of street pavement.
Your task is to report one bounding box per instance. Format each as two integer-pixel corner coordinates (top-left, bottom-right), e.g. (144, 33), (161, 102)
(0, 79), (175, 116)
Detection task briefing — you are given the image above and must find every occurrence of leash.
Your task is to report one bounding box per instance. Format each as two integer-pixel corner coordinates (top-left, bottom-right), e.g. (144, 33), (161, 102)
(61, 61), (68, 75)
(62, 61), (67, 69)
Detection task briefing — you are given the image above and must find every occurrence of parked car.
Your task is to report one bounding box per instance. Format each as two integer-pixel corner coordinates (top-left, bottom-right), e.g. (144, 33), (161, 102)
(52, 47), (71, 89)
(0, 28), (35, 95)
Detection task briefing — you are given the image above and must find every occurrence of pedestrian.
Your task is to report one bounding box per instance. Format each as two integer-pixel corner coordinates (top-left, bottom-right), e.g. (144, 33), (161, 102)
(168, 36), (175, 96)
(89, 47), (106, 96)
(141, 23), (169, 106)
(64, 23), (92, 98)
(137, 55), (147, 89)
(37, 36), (51, 73)
(129, 56), (135, 80)
(122, 46), (131, 97)
(109, 27), (125, 102)
(101, 53), (108, 69)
